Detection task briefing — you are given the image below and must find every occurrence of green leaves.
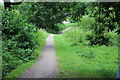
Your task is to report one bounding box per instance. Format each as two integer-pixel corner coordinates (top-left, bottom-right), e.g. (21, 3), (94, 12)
(13, 2), (86, 33)
(83, 2), (120, 45)
(2, 9), (46, 77)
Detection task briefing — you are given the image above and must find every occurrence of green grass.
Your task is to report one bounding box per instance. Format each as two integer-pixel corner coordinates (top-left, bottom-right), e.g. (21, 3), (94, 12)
(5, 60), (36, 78)
(5, 30), (50, 78)
(55, 34), (118, 78)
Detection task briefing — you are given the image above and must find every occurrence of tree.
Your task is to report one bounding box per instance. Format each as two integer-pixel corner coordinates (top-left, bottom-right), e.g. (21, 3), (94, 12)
(86, 2), (120, 45)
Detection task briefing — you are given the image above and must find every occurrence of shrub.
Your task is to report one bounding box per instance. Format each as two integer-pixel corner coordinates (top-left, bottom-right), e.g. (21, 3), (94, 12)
(2, 10), (45, 77)
(105, 31), (118, 46)
(78, 16), (95, 31)
(64, 27), (91, 46)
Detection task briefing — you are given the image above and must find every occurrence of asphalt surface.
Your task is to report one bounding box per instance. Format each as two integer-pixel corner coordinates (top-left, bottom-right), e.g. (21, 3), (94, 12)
(20, 34), (57, 78)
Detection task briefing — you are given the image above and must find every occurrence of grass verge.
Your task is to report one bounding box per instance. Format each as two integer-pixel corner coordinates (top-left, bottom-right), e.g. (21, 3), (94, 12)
(55, 34), (118, 78)
(5, 31), (50, 78)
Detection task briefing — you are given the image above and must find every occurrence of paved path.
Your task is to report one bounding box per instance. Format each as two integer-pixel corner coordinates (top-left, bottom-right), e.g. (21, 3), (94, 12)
(20, 34), (57, 78)
(58, 24), (77, 34)
(20, 25), (76, 78)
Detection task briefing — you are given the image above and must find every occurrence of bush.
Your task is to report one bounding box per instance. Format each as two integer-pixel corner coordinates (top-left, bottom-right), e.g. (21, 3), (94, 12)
(2, 10), (45, 77)
(78, 16), (95, 31)
(105, 31), (118, 46)
(64, 16), (118, 46)
(87, 29), (118, 46)
(64, 27), (91, 46)
(86, 34), (110, 46)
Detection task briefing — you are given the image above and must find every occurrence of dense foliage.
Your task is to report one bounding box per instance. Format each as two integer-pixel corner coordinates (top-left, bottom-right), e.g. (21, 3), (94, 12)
(2, 2), (84, 77)
(2, 2), (119, 78)
(2, 2), (80, 77)
(2, 9), (47, 77)
(86, 2), (120, 46)
(67, 2), (86, 22)
(64, 16), (118, 46)
(12, 2), (86, 33)
(65, 2), (119, 46)
(12, 2), (76, 33)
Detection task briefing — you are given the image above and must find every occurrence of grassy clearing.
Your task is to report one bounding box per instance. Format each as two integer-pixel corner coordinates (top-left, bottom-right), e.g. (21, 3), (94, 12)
(5, 30), (50, 78)
(55, 34), (118, 78)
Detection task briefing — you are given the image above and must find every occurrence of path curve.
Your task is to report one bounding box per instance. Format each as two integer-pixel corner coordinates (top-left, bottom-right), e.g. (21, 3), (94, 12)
(58, 24), (77, 34)
(20, 34), (57, 78)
